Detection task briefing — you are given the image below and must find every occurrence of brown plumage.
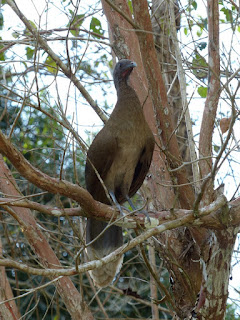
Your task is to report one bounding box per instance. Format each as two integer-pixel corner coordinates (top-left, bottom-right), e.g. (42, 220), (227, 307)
(85, 59), (155, 287)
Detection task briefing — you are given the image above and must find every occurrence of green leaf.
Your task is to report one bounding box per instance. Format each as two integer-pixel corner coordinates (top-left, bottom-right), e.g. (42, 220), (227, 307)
(184, 27), (188, 35)
(28, 117), (34, 125)
(77, 61), (92, 74)
(12, 31), (19, 39)
(0, 12), (3, 30)
(128, 0), (133, 14)
(45, 55), (58, 74)
(220, 8), (232, 23)
(0, 37), (5, 61)
(0, 50), (5, 61)
(192, 1), (197, 10)
(26, 47), (35, 60)
(192, 52), (208, 79)
(198, 17), (208, 30)
(24, 20), (37, 36)
(198, 42), (207, 51)
(197, 29), (202, 37)
(90, 17), (104, 38)
(197, 86), (208, 98)
(214, 145), (220, 153)
(67, 14), (85, 36)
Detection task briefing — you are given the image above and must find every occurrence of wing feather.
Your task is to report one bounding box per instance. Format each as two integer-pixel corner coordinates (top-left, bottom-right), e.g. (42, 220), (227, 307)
(85, 130), (118, 203)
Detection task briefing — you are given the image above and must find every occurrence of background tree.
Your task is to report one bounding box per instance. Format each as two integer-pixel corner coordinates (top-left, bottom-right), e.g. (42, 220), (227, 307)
(0, 0), (240, 319)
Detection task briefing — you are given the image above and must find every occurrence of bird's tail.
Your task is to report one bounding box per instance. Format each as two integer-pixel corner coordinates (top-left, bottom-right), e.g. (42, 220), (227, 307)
(86, 219), (123, 288)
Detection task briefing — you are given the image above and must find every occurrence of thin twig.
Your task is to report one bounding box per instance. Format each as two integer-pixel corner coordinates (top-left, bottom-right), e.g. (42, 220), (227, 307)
(169, 1), (200, 193)
(103, 0), (138, 29)
(5, 0), (108, 123)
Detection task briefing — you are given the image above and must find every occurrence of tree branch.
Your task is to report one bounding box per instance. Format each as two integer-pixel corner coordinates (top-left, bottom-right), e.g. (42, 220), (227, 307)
(5, 0), (107, 123)
(0, 194), (228, 278)
(0, 129), (106, 216)
(0, 238), (21, 319)
(198, 0), (220, 205)
(1, 191), (235, 231)
(169, 1), (200, 194)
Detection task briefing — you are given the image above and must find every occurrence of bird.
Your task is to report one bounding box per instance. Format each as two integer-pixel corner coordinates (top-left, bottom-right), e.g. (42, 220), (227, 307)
(85, 59), (155, 287)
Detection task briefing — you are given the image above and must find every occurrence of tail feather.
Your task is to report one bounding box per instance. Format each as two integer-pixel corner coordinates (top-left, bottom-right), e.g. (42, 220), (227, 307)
(89, 255), (123, 288)
(86, 219), (123, 287)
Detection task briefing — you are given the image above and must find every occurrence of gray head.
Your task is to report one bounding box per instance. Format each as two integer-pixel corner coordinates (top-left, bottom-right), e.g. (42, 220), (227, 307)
(113, 59), (137, 92)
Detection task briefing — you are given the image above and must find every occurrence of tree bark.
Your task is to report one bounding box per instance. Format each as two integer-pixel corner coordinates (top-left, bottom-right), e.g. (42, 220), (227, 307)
(199, 0), (220, 205)
(151, 0), (193, 180)
(196, 229), (237, 319)
(132, 0), (195, 210)
(0, 238), (21, 320)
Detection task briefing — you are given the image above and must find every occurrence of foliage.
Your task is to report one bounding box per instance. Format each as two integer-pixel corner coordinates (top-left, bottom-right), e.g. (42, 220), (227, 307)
(226, 304), (240, 320)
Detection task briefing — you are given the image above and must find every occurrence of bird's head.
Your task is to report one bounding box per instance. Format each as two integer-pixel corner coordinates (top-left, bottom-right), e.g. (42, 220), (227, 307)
(113, 59), (137, 90)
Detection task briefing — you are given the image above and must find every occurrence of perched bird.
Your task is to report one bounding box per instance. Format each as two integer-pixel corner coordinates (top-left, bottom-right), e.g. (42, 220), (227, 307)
(85, 59), (155, 287)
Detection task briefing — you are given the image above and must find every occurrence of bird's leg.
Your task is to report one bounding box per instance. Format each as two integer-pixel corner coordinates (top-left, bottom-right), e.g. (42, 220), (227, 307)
(109, 191), (125, 216)
(125, 196), (136, 212)
(126, 195), (151, 224)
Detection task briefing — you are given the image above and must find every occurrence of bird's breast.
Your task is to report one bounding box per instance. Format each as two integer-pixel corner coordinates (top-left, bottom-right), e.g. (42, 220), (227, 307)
(103, 143), (143, 197)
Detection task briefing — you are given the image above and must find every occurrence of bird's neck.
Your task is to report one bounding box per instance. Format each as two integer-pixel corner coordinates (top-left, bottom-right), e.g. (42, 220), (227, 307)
(115, 78), (129, 94)
(116, 81), (136, 99)
(113, 82), (143, 118)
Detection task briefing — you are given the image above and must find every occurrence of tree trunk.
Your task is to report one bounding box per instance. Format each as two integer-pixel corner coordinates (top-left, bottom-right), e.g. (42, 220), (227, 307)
(102, 0), (237, 318)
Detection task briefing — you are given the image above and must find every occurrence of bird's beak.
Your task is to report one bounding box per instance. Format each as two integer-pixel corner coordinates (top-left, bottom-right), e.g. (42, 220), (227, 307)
(122, 61), (137, 78)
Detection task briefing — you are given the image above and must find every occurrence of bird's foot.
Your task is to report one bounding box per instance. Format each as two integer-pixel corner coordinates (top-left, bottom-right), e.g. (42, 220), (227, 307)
(126, 195), (151, 224)
(109, 191), (125, 216)
(139, 209), (151, 224)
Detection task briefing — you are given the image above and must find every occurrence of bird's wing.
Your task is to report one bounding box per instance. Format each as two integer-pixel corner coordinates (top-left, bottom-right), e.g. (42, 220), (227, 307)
(129, 137), (155, 198)
(85, 131), (118, 203)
